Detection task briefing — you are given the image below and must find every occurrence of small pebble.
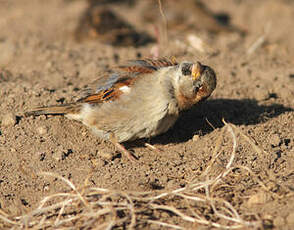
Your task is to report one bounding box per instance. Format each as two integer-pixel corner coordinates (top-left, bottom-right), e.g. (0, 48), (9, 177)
(10, 148), (16, 153)
(45, 61), (53, 69)
(270, 134), (281, 146)
(113, 157), (121, 164)
(33, 152), (46, 161)
(266, 181), (277, 191)
(82, 131), (87, 136)
(247, 191), (267, 207)
(99, 149), (113, 160)
(37, 126), (48, 135)
(91, 158), (104, 167)
(1, 113), (17, 127)
(43, 184), (50, 192)
(52, 151), (63, 161)
(192, 134), (200, 142)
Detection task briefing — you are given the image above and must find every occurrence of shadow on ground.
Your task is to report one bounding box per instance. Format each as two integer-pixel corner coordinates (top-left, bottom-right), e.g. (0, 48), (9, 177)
(151, 98), (293, 145)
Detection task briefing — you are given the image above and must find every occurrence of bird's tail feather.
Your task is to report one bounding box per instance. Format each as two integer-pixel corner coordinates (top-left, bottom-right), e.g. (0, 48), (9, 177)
(24, 103), (81, 117)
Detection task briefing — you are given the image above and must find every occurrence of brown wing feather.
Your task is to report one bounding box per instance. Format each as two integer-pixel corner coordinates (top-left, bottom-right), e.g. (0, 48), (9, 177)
(24, 103), (82, 116)
(140, 57), (178, 68)
(80, 77), (135, 104)
(118, 65), (155, 74)
(80, 57), (178, 104)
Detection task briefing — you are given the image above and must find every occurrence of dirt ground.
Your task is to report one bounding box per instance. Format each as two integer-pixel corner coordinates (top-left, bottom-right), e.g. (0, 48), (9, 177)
(0, 0), (294, 229)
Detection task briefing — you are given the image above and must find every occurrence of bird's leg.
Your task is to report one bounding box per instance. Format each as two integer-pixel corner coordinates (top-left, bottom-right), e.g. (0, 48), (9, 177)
(109, 134), (138, 162)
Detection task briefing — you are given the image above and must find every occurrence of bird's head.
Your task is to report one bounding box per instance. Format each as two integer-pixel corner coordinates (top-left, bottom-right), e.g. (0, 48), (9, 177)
(173, 61), (217, 110)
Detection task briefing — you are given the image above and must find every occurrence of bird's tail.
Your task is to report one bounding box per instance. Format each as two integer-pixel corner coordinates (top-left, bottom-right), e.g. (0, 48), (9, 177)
(24, 103), (81, 117)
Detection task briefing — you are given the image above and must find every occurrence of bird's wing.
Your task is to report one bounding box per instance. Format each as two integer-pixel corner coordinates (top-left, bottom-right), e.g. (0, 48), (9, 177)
(79, 57), (178, 104)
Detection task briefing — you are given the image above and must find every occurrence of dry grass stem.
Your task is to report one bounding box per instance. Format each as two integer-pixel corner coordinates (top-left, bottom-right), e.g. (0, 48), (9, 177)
(157, 0), (168, 45)
(247, 22), (271, 55)
(0, 122), (264, 229)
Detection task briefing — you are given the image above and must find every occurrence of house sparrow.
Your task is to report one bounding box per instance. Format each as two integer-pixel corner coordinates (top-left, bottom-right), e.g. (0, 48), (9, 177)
(25, 58), (217, 161)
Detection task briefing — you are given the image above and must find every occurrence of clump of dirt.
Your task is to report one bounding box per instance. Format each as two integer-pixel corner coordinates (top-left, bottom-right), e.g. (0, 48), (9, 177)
(75, 3), (154, 46)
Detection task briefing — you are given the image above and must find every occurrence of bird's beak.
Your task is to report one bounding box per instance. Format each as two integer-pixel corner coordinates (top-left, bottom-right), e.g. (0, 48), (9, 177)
(192, 62), (203, 81)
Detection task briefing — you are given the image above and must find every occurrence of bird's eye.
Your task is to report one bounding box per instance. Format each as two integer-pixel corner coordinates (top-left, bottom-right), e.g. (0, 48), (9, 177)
(181, 63), (192, 76)
(193, 86), (199, 94)
(193, 84), (203, 94)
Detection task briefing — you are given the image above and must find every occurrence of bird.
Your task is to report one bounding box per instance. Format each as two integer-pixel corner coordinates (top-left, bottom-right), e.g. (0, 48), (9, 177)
(25, 57), (217, 161)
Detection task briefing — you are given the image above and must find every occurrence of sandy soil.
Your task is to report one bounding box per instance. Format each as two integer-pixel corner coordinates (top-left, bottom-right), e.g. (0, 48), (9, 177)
(0, 0), (294, 229)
